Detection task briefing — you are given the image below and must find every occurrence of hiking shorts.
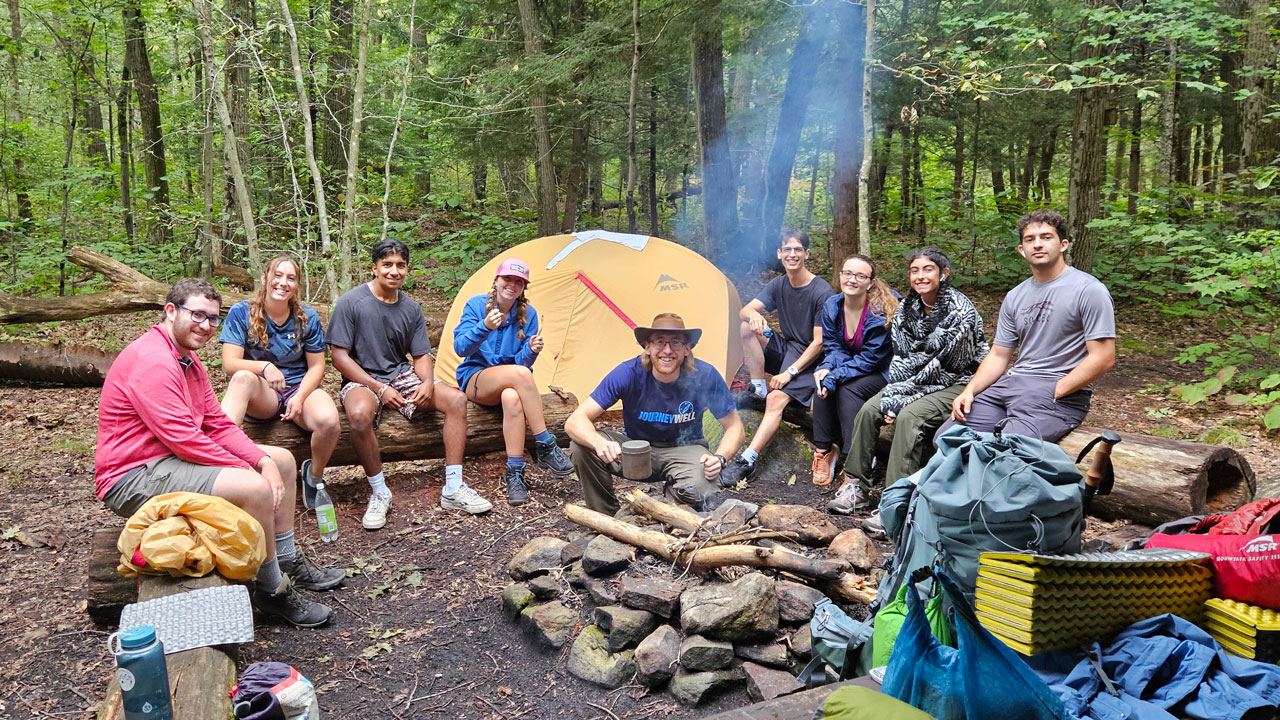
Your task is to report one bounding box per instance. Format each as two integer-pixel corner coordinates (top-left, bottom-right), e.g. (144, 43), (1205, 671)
(243, 384), (302, 424)
(340, 368), (433, 426)
(102, 455), (222, 518)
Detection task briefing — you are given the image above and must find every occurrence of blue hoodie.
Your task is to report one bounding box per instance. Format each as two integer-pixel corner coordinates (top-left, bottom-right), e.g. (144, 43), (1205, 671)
(814, 292), (892, 389)
(452, 293), (540, 391)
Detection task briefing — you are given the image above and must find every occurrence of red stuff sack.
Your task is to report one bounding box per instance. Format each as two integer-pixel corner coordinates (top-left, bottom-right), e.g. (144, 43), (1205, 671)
(1146, 533), (1280, 610)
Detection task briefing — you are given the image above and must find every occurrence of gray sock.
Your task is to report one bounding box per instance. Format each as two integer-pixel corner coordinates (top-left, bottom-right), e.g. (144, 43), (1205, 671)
(256, 557), (284, 591)
(274, 530), (296, 561)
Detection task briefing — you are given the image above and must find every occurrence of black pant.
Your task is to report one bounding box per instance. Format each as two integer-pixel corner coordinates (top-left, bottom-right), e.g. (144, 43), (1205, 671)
(811, 373), (887, 453)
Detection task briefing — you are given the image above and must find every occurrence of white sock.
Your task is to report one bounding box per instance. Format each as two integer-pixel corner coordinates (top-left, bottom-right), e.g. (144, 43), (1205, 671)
(749, 379), (767, 396)
(741, 448), (758, 465)
(444, 465), (464, 494)
(367, 471), (390, 497)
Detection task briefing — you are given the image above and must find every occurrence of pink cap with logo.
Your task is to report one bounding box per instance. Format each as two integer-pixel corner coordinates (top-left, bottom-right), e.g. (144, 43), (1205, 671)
(495, 258), (531, 283)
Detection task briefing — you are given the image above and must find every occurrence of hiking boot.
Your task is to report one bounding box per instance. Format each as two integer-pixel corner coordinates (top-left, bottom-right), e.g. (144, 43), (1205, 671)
(251, 576), (332, 628)
(441, 484), (494, 514)
(504, 465), (531, 506)
(827, 482), (863, 515)
(300, 459), (319, 509)
(811, 448), (838, 487)
(862, 509), (885, 536)
(719, 455), (755, 488)
(362, 492), (392, 530)
(534, 438), (574, 477)
(280, 549), (345, 591)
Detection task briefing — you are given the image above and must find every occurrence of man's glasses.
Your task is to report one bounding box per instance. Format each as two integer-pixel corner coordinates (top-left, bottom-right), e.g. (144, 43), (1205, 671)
(648, 339), (687, 350)
(177, 304), (222, 327)
(840, 271), (871, 282)
(779, 247), (807, 255)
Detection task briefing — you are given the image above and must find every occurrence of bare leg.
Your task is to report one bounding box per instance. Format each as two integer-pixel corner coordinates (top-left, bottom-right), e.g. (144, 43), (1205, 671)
(739, 319), (768, 379)
(430, 383), (468, 466)
(749, 390), (791, 454)
(220, 370), (279, 424)
(210, 444), (296, 557)
(292, 390), (341, 477)
(468, 365), (549, 456)
(343, 387), (382, 477)
(500, 389), (526, 457)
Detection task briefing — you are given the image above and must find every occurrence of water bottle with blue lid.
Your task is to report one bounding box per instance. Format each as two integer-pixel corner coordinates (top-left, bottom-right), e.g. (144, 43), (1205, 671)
(109, 625), (173, 719)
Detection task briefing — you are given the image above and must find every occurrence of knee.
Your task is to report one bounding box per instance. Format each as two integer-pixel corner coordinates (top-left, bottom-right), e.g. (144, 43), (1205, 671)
(512, 365), (536, 387)
(314, 409), (341, 436)
(444, 387), (468, 415)
(346, 405), (376, 430)
(501, 387), (523, 413)
(228, 370), (259, 393)
(765, 392), (789, 412)
(739, 319), (756, 339)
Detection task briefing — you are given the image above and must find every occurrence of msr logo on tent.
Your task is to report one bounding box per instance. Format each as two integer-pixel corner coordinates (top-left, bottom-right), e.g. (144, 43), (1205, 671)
(655, 273), (688, 292)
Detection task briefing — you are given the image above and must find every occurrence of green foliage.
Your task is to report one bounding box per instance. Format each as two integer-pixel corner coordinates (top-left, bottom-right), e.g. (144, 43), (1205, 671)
(407, 213), (536, 294)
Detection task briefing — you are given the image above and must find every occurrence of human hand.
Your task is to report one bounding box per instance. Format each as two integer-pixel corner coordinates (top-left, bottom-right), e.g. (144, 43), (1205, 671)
(596, 439), (622, 464)
(951, 390), (973, 422)
(257, 458), (284, 511)
(262, 363), (286, 391)
(529, 333), (544, 353)
(483, 307), (504, 330)
(700, 453), (723, 481)
(281, 393), (304, 422)
(884, 414), (896, 426)
(748, 314), (768, 335)
(769, 373), (792, 391)
(381, 385), (406, 409)
(814, 368), (830, 387)
(408, 381), (434, 409)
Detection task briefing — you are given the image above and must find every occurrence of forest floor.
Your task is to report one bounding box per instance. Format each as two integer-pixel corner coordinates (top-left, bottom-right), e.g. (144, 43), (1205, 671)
(0, 271), (1276, 720)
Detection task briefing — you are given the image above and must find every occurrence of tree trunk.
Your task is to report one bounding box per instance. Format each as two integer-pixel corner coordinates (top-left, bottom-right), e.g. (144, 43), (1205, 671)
(830, 0), (867, 260)
(1035, 125), (1057, 202)
(911, 121), (924, 236)
(1239, 0), (1275, 187)
(122, 0), (171, 246)
(648, 83), (659, 237)
(379, 0), (417, 243)
(805, 143), (820, 228)
(1158, 40), (1178, 192)
(869, 124), (891, 229)
(762, 4), (823, 255)
(321, 0), (352, 187)
(517, 0), (559, 237)
(116, 70), (135, 244)
(1068, 5), (1105, 273)
(340, 0), (372, 290)
(1109, 109), (1126, 203)
(193, 0), (260, 271)
(900, 118), (914, 229)
(223, 0), (252, 251)
(1127, 99), (1142, 214)
(625, 0), (640, 233)
(856, 0), (875, 253)
(950, 109), (965, 219)
(559, 0), (588, 232)
(0, 340), (119, 385)
(691, 0), (738, 261)
(4, 0), (31, 226)
(1218, 48), (1242, 177)
(472, 160), (487, 207)
(1018, 130), (1038, 203)
(198, 55), (215, 277)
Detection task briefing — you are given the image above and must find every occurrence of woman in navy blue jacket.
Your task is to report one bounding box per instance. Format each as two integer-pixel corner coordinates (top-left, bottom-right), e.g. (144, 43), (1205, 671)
(810, 255), (899, 487)
(453, 258), (573, 506)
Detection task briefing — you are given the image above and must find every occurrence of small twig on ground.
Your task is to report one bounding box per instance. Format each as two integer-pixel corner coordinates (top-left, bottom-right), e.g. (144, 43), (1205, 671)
(586, 700), (621, 720)
(330, 592), (368, 620)
(402, 672), (419, 712)
(474, 508), (557, 556)
(407, 680), (471, 706)
(474, 694), (504, 716)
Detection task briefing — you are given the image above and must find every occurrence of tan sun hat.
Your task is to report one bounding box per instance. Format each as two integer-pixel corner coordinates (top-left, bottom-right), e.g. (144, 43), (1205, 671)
(633, 312), (703, 347)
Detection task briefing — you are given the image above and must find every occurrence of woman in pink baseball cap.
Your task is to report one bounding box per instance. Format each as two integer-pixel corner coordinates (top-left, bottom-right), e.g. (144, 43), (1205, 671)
(452, 258), (573, 506)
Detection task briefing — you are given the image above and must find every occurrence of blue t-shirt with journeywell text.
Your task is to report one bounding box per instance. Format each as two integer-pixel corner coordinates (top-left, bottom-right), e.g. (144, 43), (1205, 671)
(589, 357), (735, 447)
(219, 301), (326, 386)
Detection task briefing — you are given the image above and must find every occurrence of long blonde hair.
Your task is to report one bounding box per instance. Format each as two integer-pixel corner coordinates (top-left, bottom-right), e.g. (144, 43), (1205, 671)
(485, 281), (529, 340)
(249, 255), (309, 351)
(841, 254), (899, 320)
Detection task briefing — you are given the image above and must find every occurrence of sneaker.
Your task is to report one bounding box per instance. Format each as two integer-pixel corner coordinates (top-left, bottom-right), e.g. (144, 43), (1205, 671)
(441, 483), (494, 514)
(719, 455), (755, 488)
(503, 465), (530, 506)
(812, 448), (837, 487)
(534, 438), (574, 477)
(862, 509), (885, 536)
(362, 492), (392, 530)
(749, 381), (768, 400)
(300, 459), (318, 509)
(280, 549), (346, 591)
(827, 482), (863, 515)
(251, 576), (332, 628)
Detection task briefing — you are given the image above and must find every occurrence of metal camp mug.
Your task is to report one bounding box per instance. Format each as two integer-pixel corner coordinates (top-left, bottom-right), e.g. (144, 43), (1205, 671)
(620, 440), (652, 480)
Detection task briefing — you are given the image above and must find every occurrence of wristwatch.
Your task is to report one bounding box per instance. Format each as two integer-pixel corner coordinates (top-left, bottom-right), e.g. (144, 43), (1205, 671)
(713, 454), (727, 468)
(787, 365), (799, 377)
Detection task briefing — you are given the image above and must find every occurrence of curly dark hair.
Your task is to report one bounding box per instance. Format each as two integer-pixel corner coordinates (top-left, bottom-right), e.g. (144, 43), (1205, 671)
(1016, 209), (1068, 242)
(165, 277), (221, 308)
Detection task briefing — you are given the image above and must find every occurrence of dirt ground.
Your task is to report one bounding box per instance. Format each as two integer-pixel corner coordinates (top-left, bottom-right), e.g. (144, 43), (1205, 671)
(0, 279), (1276, 720)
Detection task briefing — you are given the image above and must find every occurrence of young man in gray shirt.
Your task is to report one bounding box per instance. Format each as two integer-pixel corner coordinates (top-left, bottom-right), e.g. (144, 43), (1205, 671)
(944, 209), (1115, 442)
(329, 239), (493, 530)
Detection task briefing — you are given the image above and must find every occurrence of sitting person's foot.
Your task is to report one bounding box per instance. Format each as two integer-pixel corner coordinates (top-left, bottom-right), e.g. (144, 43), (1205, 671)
(748, 380), (768, 400)
(534, 437), (574, 477)
(827, 482), (863, 515)
(862, 509), (885, 536)
(441, 483), (494, 514)
(811, 448), (839, 487)
(280, 549), (346, 591)
(362, 491), (392, 530)
(251, 576), (332, 628)
(301, 459), (319, 509)
(503, 465), (531, 506)
(719, 454), (755, 488)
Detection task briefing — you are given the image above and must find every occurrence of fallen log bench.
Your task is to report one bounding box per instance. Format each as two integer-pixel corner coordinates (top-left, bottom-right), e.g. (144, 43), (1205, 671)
(240, 390), (578, 465)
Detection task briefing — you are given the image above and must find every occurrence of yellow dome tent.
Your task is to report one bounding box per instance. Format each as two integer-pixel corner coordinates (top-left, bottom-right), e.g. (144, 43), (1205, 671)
(434, 231), (744, 406)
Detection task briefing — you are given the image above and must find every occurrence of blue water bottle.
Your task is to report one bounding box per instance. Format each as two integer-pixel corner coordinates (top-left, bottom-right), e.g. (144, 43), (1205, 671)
(109, 626), (173, 720)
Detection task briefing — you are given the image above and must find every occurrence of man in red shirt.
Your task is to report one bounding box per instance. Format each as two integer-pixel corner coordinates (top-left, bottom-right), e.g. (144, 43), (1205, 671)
(95, 278), (342, 627)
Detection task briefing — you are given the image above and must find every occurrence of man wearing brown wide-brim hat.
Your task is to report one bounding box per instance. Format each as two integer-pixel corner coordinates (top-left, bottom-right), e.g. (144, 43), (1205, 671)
(565, 313), (744, 514)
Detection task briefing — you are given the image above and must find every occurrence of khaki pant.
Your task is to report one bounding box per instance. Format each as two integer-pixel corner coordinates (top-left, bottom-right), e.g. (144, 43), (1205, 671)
(844, 384), (963, 493)
(572, 429), (715, 515)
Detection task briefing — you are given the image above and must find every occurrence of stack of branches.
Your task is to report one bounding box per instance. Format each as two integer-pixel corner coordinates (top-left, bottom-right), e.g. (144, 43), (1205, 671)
(564, 489), (875, 605)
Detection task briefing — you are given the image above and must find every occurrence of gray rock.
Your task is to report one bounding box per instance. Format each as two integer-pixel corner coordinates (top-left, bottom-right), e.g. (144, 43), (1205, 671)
(776, 580), (827, 624)
(567, 625), (637, 689)
(560, 535), (590, 565)
(827, 528), (879, 571)
(519, 600), (579, 650)
(581, 535), (632, 576)
(735, 642), (790, 669)
(619, 575), (681, 618)
(508, 536), (569, 580)
(566, 560), (587, 588)
(502, 584), (534, 619)
(528, 575), (561, 600)
(706, 498), (759, 533)
(790, 625), (812, 659)
(668, 667), (742, 706)
(742, 661), (802, 702)
(594, 605), (658, 652)
(679, 635), (734, 671)
(583, 577), (618, 606)
(635, 625), (680, 688)
(680, 572), (779, 641)
(756, 505), (841, 546)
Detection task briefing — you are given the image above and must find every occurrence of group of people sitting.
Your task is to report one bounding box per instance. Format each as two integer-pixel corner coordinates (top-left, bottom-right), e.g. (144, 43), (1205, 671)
(91, 208), (1114, 628)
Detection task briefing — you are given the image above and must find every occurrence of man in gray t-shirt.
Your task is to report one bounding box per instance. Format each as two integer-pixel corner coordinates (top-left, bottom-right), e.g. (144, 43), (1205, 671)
(943, 210), (1116, 442)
